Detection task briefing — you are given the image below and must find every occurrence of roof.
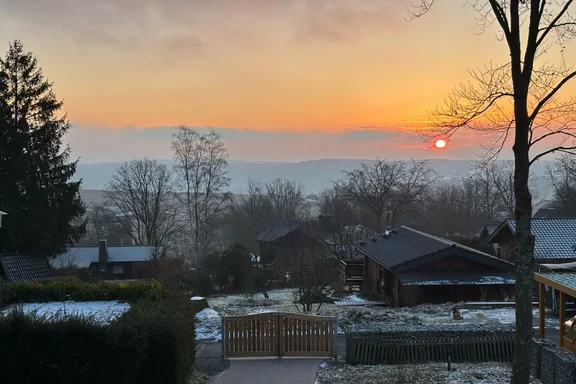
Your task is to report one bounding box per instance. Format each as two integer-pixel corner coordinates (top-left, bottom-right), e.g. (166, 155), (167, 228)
(255, 220), (319, 242)
(533, 208), (565, 218)
(398, 271), (515, 286)
(0, 253), (53, 282)
(534, 272), (576, 297)
(355, 226), (513, 273)
(51, 246), (158, 269)
(487, 218), (576, 260)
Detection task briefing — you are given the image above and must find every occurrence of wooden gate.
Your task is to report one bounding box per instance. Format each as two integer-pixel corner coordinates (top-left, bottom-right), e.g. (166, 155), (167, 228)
(222, 312), (336, 358)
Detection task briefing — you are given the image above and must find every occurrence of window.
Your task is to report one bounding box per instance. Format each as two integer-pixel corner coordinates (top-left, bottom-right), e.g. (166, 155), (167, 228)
(112, 265), (124, 275)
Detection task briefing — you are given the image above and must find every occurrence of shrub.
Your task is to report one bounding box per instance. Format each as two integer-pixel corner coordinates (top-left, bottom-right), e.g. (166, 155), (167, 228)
(0, 279), (164, 307)
(0, 295), (197, 384)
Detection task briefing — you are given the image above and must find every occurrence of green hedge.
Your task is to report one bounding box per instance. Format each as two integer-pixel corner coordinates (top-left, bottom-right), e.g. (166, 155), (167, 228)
(0, 278), (164, 307)
(0, 296), (197, 384)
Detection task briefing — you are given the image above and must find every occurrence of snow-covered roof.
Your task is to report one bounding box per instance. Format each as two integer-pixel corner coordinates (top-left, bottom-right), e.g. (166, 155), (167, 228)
(488, 217), (576, 260)
(51, 245), (159, 269)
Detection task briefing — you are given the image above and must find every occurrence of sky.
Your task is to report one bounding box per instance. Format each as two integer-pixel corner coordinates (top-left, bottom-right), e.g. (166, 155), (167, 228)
(1, 0), (575, 163)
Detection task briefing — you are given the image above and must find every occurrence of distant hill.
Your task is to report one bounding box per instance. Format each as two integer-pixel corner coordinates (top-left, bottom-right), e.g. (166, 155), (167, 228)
(76, 158), (555, 198)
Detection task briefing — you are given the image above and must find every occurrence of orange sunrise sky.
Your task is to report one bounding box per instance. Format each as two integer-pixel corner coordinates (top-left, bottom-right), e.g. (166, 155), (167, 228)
(1, 0), (575, 162)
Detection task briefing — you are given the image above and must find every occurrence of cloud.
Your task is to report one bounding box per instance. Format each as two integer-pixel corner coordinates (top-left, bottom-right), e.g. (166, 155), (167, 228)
(76, 29), (128, 47)
(292, 0), (405, 43)
(162, 34), (204, 54)
(64, 124), (474, 163)
(3, 0), (408, 49)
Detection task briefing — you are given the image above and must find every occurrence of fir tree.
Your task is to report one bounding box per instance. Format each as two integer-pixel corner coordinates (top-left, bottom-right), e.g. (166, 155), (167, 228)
(0, 40), (86, 255)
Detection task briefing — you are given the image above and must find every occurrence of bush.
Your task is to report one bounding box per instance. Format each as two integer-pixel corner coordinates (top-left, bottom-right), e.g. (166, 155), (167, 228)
(0, 279), (164, 307)
(0, 295), (197, 384)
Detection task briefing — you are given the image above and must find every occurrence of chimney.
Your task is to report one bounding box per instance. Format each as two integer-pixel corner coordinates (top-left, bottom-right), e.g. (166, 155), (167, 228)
(98, 239), (109, 272)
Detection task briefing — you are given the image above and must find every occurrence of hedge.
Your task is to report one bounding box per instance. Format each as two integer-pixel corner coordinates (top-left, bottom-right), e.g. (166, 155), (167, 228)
(0, 296), (197, 384)
(0, 278), (164, 307)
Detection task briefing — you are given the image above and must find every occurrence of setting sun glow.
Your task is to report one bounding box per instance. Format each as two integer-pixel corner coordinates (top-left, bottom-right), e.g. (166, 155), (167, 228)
(435, 139), (447, 149)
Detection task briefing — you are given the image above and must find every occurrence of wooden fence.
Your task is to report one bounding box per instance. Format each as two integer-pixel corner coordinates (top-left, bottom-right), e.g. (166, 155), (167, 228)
(346, 329), (515, 365)
(222, 312), (336, 358)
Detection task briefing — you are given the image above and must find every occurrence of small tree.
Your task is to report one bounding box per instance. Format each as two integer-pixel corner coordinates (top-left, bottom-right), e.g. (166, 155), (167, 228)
(289, 238), (336, 312)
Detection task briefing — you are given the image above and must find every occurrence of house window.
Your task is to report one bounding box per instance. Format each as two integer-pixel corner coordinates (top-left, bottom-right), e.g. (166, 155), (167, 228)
(112, 265), (124, 275)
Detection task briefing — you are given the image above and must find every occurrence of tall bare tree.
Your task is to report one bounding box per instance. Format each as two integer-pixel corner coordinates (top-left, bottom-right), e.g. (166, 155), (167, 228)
(172, 127), (230, 263)
(548, 153), (576, 215)
(103, 159), (184, 257)
(341, 159), (435, 231)
(410, 2), (576, 381)
(265, 178), (306, 221)
(227, 178), (275, 250)
(319, 184), (359, 245)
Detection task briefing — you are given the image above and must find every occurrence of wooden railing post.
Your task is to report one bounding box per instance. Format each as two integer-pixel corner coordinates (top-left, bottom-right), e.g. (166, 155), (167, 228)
(333, 317), (338, 360)
(560, 291), (566, 347)
(221, 316), (226, 360)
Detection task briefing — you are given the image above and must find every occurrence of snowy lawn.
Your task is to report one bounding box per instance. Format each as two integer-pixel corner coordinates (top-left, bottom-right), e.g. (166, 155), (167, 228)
(315, 361), (542, 384)
(2, 301), (130, 324)
(196, 289), (549, 341)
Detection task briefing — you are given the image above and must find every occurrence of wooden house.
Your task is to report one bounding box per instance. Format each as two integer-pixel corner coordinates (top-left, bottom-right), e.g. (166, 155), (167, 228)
(356, 226), (515, 307)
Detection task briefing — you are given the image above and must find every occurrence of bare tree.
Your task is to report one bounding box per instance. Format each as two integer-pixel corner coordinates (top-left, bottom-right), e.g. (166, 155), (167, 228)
(409, 2), (576, 381)
(103, 159), (184, 258)
(421, 182), (466, 236)
(227, 178), (276, 250)
(341, 159), (435, 231)
(265, 178), (306, 221)
(289, 238), (336, 312)
(172, 127), (230, 263)
(548, 153), (576, 215)
(319, 184), (359, 245)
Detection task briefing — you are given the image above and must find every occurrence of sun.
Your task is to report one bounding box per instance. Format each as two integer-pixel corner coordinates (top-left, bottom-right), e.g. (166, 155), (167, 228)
(435, 139), (447, 149)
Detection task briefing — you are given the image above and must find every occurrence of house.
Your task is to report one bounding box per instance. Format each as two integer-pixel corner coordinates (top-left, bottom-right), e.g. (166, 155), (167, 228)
(51, 240), (160, 280)
(0, 253), (53, 282)
(472, 221), (502, 242)
(356, 226), (515, 307)
(486, 217), (576, 263)
(254, 220), (328, 265)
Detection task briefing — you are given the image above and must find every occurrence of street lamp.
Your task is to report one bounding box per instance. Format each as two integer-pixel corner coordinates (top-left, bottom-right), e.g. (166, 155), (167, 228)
(0, 211), (6, 228)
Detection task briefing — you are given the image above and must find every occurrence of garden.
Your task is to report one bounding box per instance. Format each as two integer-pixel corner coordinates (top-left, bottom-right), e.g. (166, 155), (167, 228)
(0, 277), (203, 384)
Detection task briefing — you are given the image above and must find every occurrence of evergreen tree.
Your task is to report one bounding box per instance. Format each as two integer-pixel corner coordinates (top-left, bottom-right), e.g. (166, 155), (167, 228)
(0, 40), (86, 255)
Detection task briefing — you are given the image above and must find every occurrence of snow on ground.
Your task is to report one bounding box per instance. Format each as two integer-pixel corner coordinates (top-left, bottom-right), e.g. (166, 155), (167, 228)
(2, 301), (130, 324)
(196, 288), (552, 341)
(195, 308), (221, 340)
(315, 361), (542, 384)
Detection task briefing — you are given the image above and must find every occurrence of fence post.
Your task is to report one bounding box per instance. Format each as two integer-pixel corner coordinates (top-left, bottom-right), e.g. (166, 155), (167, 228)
(333, 317), (339, 360)
(221, 316), (225, 360)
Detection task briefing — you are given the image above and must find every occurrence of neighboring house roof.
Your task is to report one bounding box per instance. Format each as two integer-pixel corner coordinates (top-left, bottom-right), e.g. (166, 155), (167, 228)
(486, 217), (576, 260)
(533, 208), (566, 218)
(51, 246), (158, 269)
(355, 226), (513, 274)
(0, 253), (53, 282)
(255, 220), (317, 242)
